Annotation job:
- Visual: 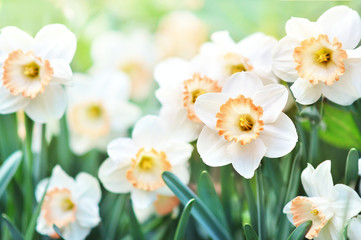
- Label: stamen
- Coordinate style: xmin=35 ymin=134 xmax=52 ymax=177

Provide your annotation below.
xmin=87 ymin=105 xmax=102 ymax=119
xmin=191 ymin=89 xmax=206 ymax=103
xmin=23 ymin=62 xmax=40 ymax=78
xmin=314 ymin=47 xmax=332 ymax=64
xmin=239 ymin=114 xmax=254 ymax=131
xmin=139 ymin=156 xmax=154 ymax=170
xmin=230 ymin=63 xmax=247 ymax=74
xmin=311 ymin=210 xmax=319 ymax=216
xmin=61 ymin=198 xmax=75 ymax=211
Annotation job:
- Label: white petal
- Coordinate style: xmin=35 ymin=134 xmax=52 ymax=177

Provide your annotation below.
xmin=290 ymin=78 xmax=323 ymax=105
xmin=131 ymin=189 xmax=156 ymax=209
xmin=47 ymin=165 xmax=75 ymax=191
xmin=24 ymin=83 xmax=66 ymax=123
xmin=272 ymin=36 xmax=300 ymax=82
xmin=197 ymin=126 xmax=232 ymax=167
xmin=107 ymin=138 xmax=138 ymax=164
xmin=49 ymin=59 xmax=73 ymax=85
xmin=75 ymin=198 xmax=100 ymax=228
xmin=317 ymin=215 xmax=345 ymax=240
xmin=282 ymin=201 xmax=295 ymax=225
xmin=228 ymin=139 xmax=266 ymax=179
xmin=36 ymin=213 xmax=55 ymax=236
xmin=0 ymin=26 xmax=34 ymax=53
xmin=171 ymin=164 xmax=190 ymax=185
xmin=260 ymin=113 xmax=297 ymax=158
xmin=94 ymin=70 xmax=131 ymax=101
xmin=63 ymin=222 xmax=91 ymax=240
xmin=160 ymin=106 xmax=203 ymax=142
xmin=154 ymin=58 xmax=191 ymax=87
xmin=98 ymin=158 xmax=133 ymax=193
xmin=162 ymin=141 xmax=193 ymax=166
xmin=0 ymin=85 xmax=30 ymax=114
xmin=253 ymin=84 xmax=288 ymax=123
xmin=132 ymin=115 xmax=166 ymax=148
xmin=348 ymin=216 xmax=361 ymax=240
xmin=210 ymin=31 xmax=235 ymax=47
xmin=194 ymin=92 xmax=229 ymax=129
xmin=74 ymin=173 xmax=101 ymax=203
xmin=317 ymin=5 xmax=361 ymax=49
xmin=222 ymin=72 xmax=264 ymax=98
xmin=35 ymin=178 xmax=49 ymax=202
xmin=301 ymin=160 xmax=335 ymax=198
xmin=34 ymin=24 xmax=77 ymax=63
xmin=322 ymin=58 xmax=361 ymax=105
xmin=332 ymin=184 xmax=361 ymax=220
xmin=69 ymin=133 xmax=92 ymax=155
xmin=155 ymin=186 xmax=174 ymax=196
xmin=236 ymin=32 xmax=277 ymax=67
xmin=285 ymin=17 xmax=322 ymax=41
xmin=109 ymin=101 xmax=141 ymax=132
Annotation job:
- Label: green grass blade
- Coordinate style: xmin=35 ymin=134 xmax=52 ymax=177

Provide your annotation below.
xmin=345 ymin=148 xmax=359 ymax=187
xmin=1 ymin=214 xmax=24 ymax=240
xmin=174 ymin=198 xmax=195 ymax=240
xmin=53 ymin=224 xmax=65 ymax=239
xmin=127 ymin=198 xmax=145 ymax=240
xmin=24 ymin=180 xmax=49 ymax=240
xmin=162 ymin=171 xmax=232 ymax=240
xmin=198 ymin=171 xmax=228 ymax=228
xmin=244 ymin=224 xmax=258 ymax=240
xmin=287 ymin=221 xmax=312 ymax=240
xmin=0 ymin=151 xmax=22 ymax=198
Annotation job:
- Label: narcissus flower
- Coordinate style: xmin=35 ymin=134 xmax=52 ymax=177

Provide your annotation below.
xmin=348 ymin=215 xmax=361 ymax=240
xmin=283 ymin=161 xmax=361 ymax=240
xmin=155 ymin=57 xmax=222 ymax=142
xmin=67 ymin=72 xmax=141 ymax=155
xmin=197 ymin=31 xmax=278 ymax=85
xmin=36 ymin=165 xmax=101 ymax=240
xmin=194 ymin=72 xmax=297 ymax=178
xmin=98 ymin=115 xmax=192 ymax=209
xmin=0 ymin=24 xmax=76 ymax=123
xmin=91 ymin=30 xmax=155 ymax=101
xmin=272 ymin=5 xmax=361 ymax=105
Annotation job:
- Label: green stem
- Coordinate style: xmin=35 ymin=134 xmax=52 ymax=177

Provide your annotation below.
xmin=22 ymin=115 xmax=33 ymax=230
xmin=308 ymin=121 xmax=319 ymax=165
xmin=220 ymin=165 xmax=234 ymax=229
xmin=256 ymin=167 xmax=266 ymax=240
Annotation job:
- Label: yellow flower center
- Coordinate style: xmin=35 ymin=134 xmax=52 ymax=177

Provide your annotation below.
xmin=87 ymin=105 xmax=103 ymax=119
xmin=239 ymin=114 xmax=255 ymax=131
xmin=183 ymin=73 xmax=221 ymax=122
xmin=139 ymin=155 xmax=154 ymax=170
xmin=310 ymin=209 xmax=319 ymax=216
xmin=23 ymin=62 xmax=40 ymax=78
xmin=216 ymin=95 xmax=264 ymax=145
xmin=230 ymin=63 xmax=247 ymax=74
xmin=126 ymin=148 xmax=172 ymax=191
xmin=61 ymin=198 xmax=75 ymax=211
xmin=314 ymin=47 xmax=332 ymax=64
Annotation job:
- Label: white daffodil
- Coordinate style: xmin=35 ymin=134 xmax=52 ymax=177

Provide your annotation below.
xmin=154 ymin=57 xmax=222 ymax=142
xmin=155 ymin=11 xmax=208 ymax=60
xmin=194 ymin=72 xmax=297 ymax=178
xmin=197 ymin=30 xmax=278 ymax=85
xmin=283 ymin=161 xmax=361 ymax=240
xmin=272 ymin=5 xmax=361 ymax=105
xmin=348 ymin=215 xmax=361 ymax=240
xmin=98 ymin=115 xmax=192 ymax=209
xmin=91 ymin=30 xmax=155 ymax=101
xmin=0 ymin=24 xmax=76 ymax=123
xmin=66 ymin=72 xmax=141 ymax=155
xmin=36 ymin=165 xmax=101 ymax=240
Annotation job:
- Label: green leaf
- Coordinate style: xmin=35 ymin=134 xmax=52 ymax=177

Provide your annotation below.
xmin=287 ymin=221 xmax=312 ymax=240
xmin=345 ymin=148 xmax=359 ymax=187
xmin=53 ymin=224 xmax=65 ymax=240
xmin=0 ymin=150 xmax=22 ymax=198
xmin=162 ymin=171 xmax=232 ymax=240
xmin=1 ymin=214 xmax=24 ymax=240
xmin=242 ymin=178 xmax=258 ymax=232
xmin=127 ymin=198 xmax=145 ymax=240
xmin=174 ymin=199 xmax=195 ymax=240
xmin=318 ymin=104 xmax=361 ymax=150
xmin=198 ymin=171 xmax=228 ymax=228
xmin=244 ymin=224 xmax=258 ymax=240
xmin=24 ymin=180 xmax=49 ymax=240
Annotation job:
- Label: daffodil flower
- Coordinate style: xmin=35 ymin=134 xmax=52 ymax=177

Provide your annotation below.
xmin=98 ymin=115 xmax=193 ymax=209
xmin=194 ymin=72 xmax=297 ymax=178
xmin=283 ymin=161 xmax=361 ymax=240
xmin=0 ymin=24 xmax=76 ymax=123
xmin=67 ymin=72 xmax=141 ymax=155
xmin=272 ymin=6 xmax=361 ymax=105
xmin=347 ymin=215 xmax=361 ymax=240
xmin=36 ymin=166 xmax=101 ymax=240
